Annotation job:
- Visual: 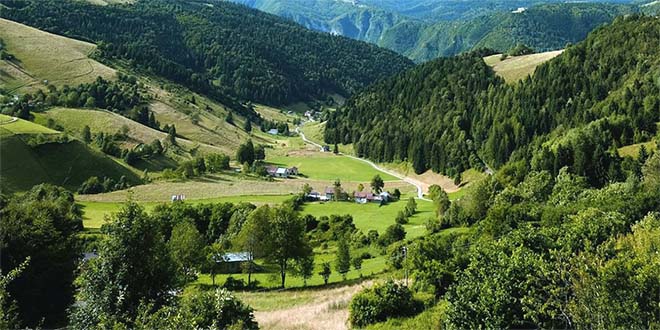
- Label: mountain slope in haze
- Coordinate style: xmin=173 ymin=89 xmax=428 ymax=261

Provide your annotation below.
xmin=231 ymin=0 xmax=639 ymax=62
xmin=0 ymin=0 xmax=413 ymax=105
xmin=325 ymin=15 xmax=660 ymax=185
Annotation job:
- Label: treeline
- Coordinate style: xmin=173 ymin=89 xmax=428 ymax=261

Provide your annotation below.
xmin=326 ymin=15 xmax=660 ymax=185
xmin=2 ymin=75 xmax=160 ymax=129
xmin=0 ymin=0 xmax=413 ymax=106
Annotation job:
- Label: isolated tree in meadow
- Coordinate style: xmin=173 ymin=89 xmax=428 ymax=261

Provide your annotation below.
xmin=429 ymin=185 xmax=450 ymax=216
xmin=371 ymin=175 xmax=384 ymax=193
xmin=81 ymin=125 xmax=91 ymax=144
xmin=405 ymin=197 xmax=417 ymax=216
xmin=319 ymin=262 xmax=332 ymax=285
xmin=167 ymin=124 xmax=177 ymax=145
xmin=302 ymin=183 xmax=313 ymax=196
xmin=357 ymin=183 xmax=365 ymax=192
xmin=243 ymin=119 xmax=252 ymax=132
xmin=225 ymin=112 xmax=234 ymax=125
xmin=333 ymin=178 xmax=343 ymax=201
xmin=352 ymin=256 xmax=363 ymax=278
xmin=236 ymin=140 xmax=255 ymax=166
xmin=336 ymin=237 xmax=351 ymax=281
xmin=169 ymin=221 xmax=206 ymax=283
xmin=254 ymin=144 xmax=265 ymax=161
xmin=396 ymin=210 xmax=409 ymax=224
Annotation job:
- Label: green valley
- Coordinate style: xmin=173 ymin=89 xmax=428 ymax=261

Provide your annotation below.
xmin=1 ymin=2 xmax=659 ymax=330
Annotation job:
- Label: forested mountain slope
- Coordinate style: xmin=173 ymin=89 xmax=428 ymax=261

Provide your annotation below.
xmin=325 ymin=16 xmax=660 ymax=184
xmin=0 ymin=0 xmax=412 ymax=105
xmin=231 ymin=0 xmax=639 ymax=62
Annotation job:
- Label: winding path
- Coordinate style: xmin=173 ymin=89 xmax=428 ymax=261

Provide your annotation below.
xmin=295 ymin=126 xmax=431 ymax=201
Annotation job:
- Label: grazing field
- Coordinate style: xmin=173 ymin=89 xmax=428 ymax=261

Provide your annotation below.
xmin=269 ymin=154 xmax=398 ymax=182
xmin=0 ymin=114 xmax=59 ymax=135
xmin=301 ymin=195 xmax=434 ymax=239
xmin=254 ymin=104 xmax=299 ymax=124
xmin=0 ymin=18 xmax=116 ymax=92
xmin=483 ymin=50 xmax=564 ymax=82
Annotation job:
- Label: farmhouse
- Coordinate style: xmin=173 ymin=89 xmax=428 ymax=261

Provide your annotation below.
xmin=324 ymin=186 xmax=347 ymax=201
xmin=265 ymin=165 xmax=299 ymax=178
xmin=267 ymin=128 xmax=279 ymax=135
xmin=354 ymin=191 xmax=377 ymax=204
xmin=217 ymin=252 xmax=252 ymax=273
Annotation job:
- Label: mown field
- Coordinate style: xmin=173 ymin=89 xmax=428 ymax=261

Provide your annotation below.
xmin=483 ymin=50 xmax=564 ymax=83
xmin=0 ymin=18 xmax=116 ymax=92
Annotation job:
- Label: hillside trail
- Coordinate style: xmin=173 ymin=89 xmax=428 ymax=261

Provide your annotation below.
xmin=295 ymin=126 xmax=431 ymax=201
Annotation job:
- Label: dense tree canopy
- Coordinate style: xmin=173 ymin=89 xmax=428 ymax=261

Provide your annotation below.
xmin=326 ymin=15 xmax=660 ymax=185
xmin=0 ymin=184 xmax=83 ymax=328
xmin=1 ymin=0 xmax=413 ymax=105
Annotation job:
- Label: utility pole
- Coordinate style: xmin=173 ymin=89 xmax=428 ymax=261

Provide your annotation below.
xmin=402 ymin=246 xmax=408 ymax=287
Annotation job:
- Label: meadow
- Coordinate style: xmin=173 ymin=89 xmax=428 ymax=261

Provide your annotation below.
xmin=269 ymin=153 xmax=398 ymax=182
xmin=0 ymin=114 xmax=59 ymax=135
xmin=301 ymin=195 xmax=434 ymax=239
xmin=483 ymin=50 xmax=564 ymax=83
xmin=0 ymin=18 xmax=116 ymax=92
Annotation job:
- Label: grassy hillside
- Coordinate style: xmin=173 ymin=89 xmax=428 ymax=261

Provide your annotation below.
xmin=0 ymin=18 xmax=115 ymax=92
xmin=483 ymin=49 xmax=564 ymax=82
xmin=0 ymin=128 xmax=140 ymax=193
xmin=1 ymin=0 xmax=412 ymax=105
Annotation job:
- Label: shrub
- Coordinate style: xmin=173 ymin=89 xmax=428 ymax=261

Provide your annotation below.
xmin=223 ymin=276 xmax=246 ymax=291
xmin=349 ymin=280 xmax=422 ymax=327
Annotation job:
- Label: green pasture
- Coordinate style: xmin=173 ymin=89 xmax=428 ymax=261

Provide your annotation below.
xmin=301 ymin=194 xmax=434 ymax=239
xmin=268 ymin=154 xmax=398 ymax=182
xmin=0 ymin=114 xmax=59 ymax=135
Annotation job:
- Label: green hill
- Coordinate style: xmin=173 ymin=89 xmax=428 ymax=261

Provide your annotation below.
xmin=0 ymin=17 xmax=116 ymax=93
xmin=0 ymin=122 xmax=140 ymax=193
xmin=326 ymin=15 xmax=660 ymax=185
xmin=1 ymin=0 xmax=413 ymax=105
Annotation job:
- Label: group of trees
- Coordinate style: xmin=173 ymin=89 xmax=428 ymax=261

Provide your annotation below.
xmin=78 ymin=175 xmax=130 ymax=194
xmin=166 ymin=153 xmax=231 ymax=180
xmin=1 ymin=0 xmax=412 ymax=106
xmin=364 ymin=149 xmax=660 ymax=328
xmin=326 ymin=16 xmax=660 ymax=186
xmin=235 ymin=140 xmax=265 ymax=167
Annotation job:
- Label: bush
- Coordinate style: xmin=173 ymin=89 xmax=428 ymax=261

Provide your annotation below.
xmin=349 ymin=280 xmax=422 ymax=327
xmin=378 ymin=224 xmax=406 ymax=246
xmin=223 ymin=276 xmax=246 ymax=291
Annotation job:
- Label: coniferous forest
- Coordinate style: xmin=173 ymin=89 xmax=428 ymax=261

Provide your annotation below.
xmin=0 ymin=0 xmax=413 ymax=105
xmin=326 ymin=15 xmax=660 ymax=183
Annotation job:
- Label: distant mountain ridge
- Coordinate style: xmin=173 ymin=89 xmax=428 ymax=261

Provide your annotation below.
xmin=229 ymin=0 xmax=643 ymax=62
